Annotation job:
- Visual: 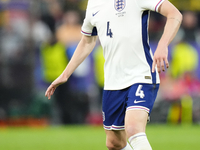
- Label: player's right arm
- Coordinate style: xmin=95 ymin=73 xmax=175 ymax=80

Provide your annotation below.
xmin=45 ymin=35 xmax=97 ymax=99
xmin=152 ymin=0 xmax=182 ymax=73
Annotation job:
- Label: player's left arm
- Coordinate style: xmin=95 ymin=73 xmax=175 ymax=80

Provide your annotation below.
xmin=152 ymin=0 xmax=182 ymax=73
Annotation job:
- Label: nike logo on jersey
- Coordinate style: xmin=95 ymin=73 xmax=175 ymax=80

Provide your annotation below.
xmin=134 ymin=100 xmax=146 ymax=104
xmin=92 ymin=11 xmax=99 ymax=16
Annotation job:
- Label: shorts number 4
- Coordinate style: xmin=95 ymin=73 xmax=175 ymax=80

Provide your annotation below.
xmin=135 ymin=85 xmax=145 ymax=99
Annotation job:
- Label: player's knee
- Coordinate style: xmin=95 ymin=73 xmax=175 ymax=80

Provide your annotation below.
xmin=126 ymin=124 xmax=141 ymax=138
xmin=106 ymin=138 xmax=126 ymax=150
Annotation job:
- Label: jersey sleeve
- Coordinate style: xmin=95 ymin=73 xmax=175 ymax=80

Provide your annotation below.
xmin=135 ymin=0 xmax=165 ymax=12
xmin=81 ymin=9 xmax=98 ymax=36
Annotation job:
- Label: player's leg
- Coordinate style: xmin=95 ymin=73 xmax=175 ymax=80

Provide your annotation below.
xmin=125 ymin=110 xmax=152 ymax=150
xmin=102 ymin=89 xmax=133 ymax=150
xmin=125 ymin=83 xmax=159 ymax=150
xmin=105 ymin=129 xmax=132 ymax=150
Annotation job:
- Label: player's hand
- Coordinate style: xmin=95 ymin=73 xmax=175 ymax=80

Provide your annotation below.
xmin=45 ymin=76 xmax=68 ymax=100
xmin=152 ymin=47 xmax=169 ymax=73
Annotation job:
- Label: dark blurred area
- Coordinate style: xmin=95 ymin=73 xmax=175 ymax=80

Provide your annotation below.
xmin=0 ymin=0 xmax=199 ymax=127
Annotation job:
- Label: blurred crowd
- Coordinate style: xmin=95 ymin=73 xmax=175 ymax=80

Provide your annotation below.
xmin=0 ymin=0 xmax=200 ymax=126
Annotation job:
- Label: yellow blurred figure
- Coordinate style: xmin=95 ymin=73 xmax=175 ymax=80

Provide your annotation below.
xmin=40 ymin=42 xmax=68 ymax=83
xmin=170 ymin=42 xmax=198 ymax=78
xmin=93 ymin=45 xmax=105 ymax=88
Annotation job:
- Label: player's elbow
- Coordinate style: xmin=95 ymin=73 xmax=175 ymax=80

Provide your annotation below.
xmin=176 ymin=11 xmax=183 ymax=23
xmin=169 ymin=10 xmax=183 ymax=24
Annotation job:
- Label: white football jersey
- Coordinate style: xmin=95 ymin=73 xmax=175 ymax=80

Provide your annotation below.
xmin=81 ymin=0 xmax=165 ymax=90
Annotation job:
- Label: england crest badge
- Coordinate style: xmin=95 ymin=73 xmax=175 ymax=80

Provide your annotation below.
xmin=115 ymin=0 xmax=126 ymax=12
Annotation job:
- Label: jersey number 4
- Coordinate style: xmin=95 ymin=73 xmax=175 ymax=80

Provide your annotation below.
xmin=106 ymin=22 xmax=113 ymax=38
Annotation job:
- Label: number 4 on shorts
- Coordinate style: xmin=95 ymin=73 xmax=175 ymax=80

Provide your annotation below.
xmin=135 ymin=85 xmax=145 ymax=99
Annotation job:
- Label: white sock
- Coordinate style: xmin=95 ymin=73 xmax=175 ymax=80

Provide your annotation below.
xmin=121 ymin=142 xmax=133 ymax=150
xmin=128 ymin=132 xmax=152 ymax=150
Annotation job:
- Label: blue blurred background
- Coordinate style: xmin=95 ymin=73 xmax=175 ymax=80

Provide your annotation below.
xmin=0 ymin=0 xmax=199 ymax=127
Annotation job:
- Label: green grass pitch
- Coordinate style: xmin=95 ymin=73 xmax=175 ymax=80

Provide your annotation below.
xmin=0 ymin=124 xmax=200 ymax=150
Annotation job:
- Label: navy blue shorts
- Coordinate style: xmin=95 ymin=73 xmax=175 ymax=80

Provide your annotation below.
xmin=102 ymin=83 xmax=159 ymax=130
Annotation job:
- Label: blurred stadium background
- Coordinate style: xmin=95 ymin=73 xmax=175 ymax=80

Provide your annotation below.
xmin=0 ymin=0 xmax=200 ymax=149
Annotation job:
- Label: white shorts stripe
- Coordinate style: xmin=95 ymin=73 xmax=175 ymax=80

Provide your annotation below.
xmin=103 ymin=125 xmax=125 ymax=130
xmin=126 ymin=106 xmax=150 ymax=113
